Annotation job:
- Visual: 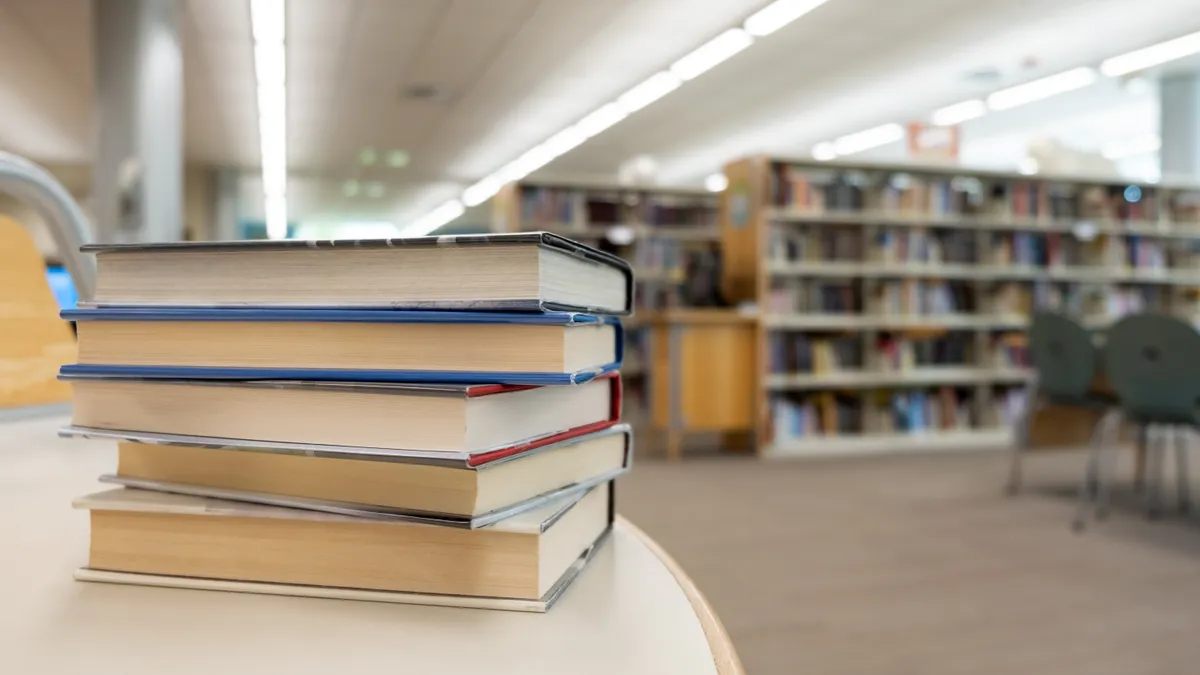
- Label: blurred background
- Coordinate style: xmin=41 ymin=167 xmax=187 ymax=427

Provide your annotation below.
xmin=6 ymin=1 xmax=1200 ymax=673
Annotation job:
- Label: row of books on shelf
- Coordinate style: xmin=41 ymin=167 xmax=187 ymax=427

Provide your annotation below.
xmin=768 ymin=332 xmax=1028 ymax=374
xmin=519 ymin=186 xmax=716 ymax=228
xmin=770 ymin=165 xmax=1200 ymax=223
xmin=769 ymin=388 xmax=1026 ymax=440
xmin=770 ymin=225 xmax=1200 ymax=271
xmin=768 ymin=280 xmax=973 ymax=315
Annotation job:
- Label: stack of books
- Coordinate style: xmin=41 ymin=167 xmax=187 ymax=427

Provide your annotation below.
xmin=58 ymin=232 xmax=633 ymax=612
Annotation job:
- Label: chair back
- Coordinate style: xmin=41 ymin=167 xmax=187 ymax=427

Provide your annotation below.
xmin=1028 ymin=312 xmax=1099 ymax=403
xmin=1104 ymin=313 xmax=1200 ymax=425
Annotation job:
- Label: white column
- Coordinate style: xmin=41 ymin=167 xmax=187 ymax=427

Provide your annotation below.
xmin=92 ymin=0 xmax=183 ymax=243
xmin=1160 ymin=72 xmax=1200 ymax=182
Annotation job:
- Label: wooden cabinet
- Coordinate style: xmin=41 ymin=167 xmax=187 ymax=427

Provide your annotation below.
xmin=648 ymin=309 xmax=756 ymax=460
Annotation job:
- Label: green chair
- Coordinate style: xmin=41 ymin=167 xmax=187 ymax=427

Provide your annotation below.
xmin=1100 ymin=313 xmax=1198 ymax=519
xmin=1008 ymin=312 xmax=1118 ymax=501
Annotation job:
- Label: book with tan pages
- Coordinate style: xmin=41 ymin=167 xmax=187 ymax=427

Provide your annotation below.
xmin=80 ymin=231 xmax=634 ymax=315
xmin=60 ymin=425 xmax=632 ymax=528
xmin=74 ymin=482 xmax=615 ymax=610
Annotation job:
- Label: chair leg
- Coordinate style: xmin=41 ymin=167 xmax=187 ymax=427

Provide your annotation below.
xmin=1095 ymin=410 xmax=1123 ymax=520
xmin=1134 ymin=425 xmax=1149 ymax=494
xmin=1175 ymin=426 xmax=1191 ymax=514
xmin=1006 ymin=383 xmax=1038 ymax=496
xmin=1006 ymin=444 xmax=1024 ymax=496
xmin=1072 ymin=409 xmax=1114 ymax=532
xmin=1147 ymin=425 xmax=1166 ymax=519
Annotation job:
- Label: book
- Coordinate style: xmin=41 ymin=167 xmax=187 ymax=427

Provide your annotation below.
xmin=74 ymin=482 xmax=613 ymax=604
xmin=61 ymin=308 xmax=622 ymax=386
xmin=62 ymin=374 xmax=620 ymax=454
xmin=61 ymin=425 xmax=632 ymax=528
xmin=81 ymin=232 xmax=633 ymax=315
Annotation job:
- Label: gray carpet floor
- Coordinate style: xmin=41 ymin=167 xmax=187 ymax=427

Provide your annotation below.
xmin=618 ymin=448 xmax=1200 ymax=675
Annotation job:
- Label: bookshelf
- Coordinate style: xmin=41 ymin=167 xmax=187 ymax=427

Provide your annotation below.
xmin=721 ymin=156 xmax=1200 ymax=458
xmin=492 ymin=179 xmax=724 ymax=419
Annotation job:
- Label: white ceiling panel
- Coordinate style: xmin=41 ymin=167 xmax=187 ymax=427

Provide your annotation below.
xmin=0 ymin=0 xmax=1198 ymax=223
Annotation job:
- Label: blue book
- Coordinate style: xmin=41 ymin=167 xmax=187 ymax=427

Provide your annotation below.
xmin=61 ymin=308 xmax=623 ymax=386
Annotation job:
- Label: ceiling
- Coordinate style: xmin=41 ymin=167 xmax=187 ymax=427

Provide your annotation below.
xmin=0 ymin=0 xmax=1198 ymax=227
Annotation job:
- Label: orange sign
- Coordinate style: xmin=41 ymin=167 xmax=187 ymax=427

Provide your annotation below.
xmin=907 ymin=123 xmax=959 ymax=161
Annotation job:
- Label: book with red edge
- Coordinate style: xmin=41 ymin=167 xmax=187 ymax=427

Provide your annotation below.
xmin=61 ymin=372 xmax=622 ymax=458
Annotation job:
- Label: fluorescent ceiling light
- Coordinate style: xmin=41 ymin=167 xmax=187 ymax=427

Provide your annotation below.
xmin=617 ymin=71 xmax=682 ymax=113
xmin=744 ymin=0 xmax=831 ymax=37
xmin=832 ymin=123 xmax=904 ymax=155
xmin=1102 ymin=135 xmax=1161 ymax=160
xmin=670 ymin=28 xmax=754 ymax=81
xmin=986 ymin=67 xmax=1097 ymax=111
xmin=541 ymin=126 xmax=587 ymax=158
xmin=400 ymin=199 xmax=465 ymax=238
xmin=931 ymin=99 xmax=986 ymax=126
xmin=249 ymin=0 xmax=284 ymax=44
xmin=251 ymin=0 xmax=287 ymax=239
xmin=462 ymin=175 xmax=504 ymax=207
xmin=265 ymin=195 xmax=288 ymax=239
xmin=811 ymin=142 xmax=837 ymax=161
xmin=1101 ymin=30 xmax=1200 ymax=77
xmin=1017 ymin=157 xmax=1039 ymax=175
xmin=704 ymin=173 xmax=728 ymax=192
xmin=575 ymin=103 xmax=628 ymax=138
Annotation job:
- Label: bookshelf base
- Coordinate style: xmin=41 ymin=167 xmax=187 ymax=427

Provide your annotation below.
xmin=764 ymin=429 xmax=1012 ymax=459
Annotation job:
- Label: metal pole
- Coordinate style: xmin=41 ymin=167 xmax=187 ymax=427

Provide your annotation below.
xmin=0 ymin=152 xmax=96 ymax=300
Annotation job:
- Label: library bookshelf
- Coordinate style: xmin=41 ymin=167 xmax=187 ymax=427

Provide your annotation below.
xmin=721 ymin=156 xmax=1200 ymax=458
xmin=491 ymin=179 xmax=723 ymax=422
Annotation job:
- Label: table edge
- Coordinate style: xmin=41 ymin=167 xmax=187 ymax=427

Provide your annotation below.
xmin=616 ymin=516 xmax=745 ymax=675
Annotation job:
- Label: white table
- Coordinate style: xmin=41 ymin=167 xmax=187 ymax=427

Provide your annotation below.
xmin=0 ymin=412 xmax=741 ymax=674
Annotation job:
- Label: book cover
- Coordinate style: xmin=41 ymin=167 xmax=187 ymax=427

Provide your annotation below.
xmin=60 ymin=308 xmax=624 ymax=386
xmin=80 ymin=231 xmax=635 ymax=316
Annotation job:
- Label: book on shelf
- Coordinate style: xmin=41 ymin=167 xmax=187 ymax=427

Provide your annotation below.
xmin=82 ymin=232 xmax=633 ymax=315
xmin=62 ymin=308 xmax=622 ymax=386
xmin=63 ymin=425 xmax=631 ymax=529
xmin=64 ymin=374 xmax=620 ymax=454
xmin=74 ymin=482 xmax=613 ymax=608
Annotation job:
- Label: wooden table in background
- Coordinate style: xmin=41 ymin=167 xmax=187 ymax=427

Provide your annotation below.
xmin=648 ymin=309 xmax=757 ymax=461
xmin=1 ymin=412 xmax=743 ymax=675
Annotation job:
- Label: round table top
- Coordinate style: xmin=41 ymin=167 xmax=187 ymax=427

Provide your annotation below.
xmin=0 ymin=411 xmax=741 ymax=675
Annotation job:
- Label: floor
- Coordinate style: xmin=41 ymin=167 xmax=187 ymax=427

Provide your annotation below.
xmin=618 ymin=448 xmax=1200 ymax=675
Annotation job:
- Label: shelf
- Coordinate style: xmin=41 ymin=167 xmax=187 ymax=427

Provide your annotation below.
xmin=766 ymin=208 xmax=1200 ymax=240
xmin=767 ymin=260 xmax=1200 ymax=285
xmin=763 ymin=313 xmax=1028 ymax=330
xmin=766 ymin=367 xmax=1030 ymax=390
xmin=764 ymin=428 xmax=1012 ymax=459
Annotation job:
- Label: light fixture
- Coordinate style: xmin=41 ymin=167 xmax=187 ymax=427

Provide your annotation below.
xmin=342 ymin=180 xmax=360 ymax=197
xmin=575 ymin=103 xmax=628 ymax=138
xmin=365 ymin=182 xmax=385 ymax=199
xmin=405 ymin=0 xmax=842 ymax=235
xmin=1100 ymin=30 xmax=1200 ymax=77
xmin=744 ymin=0 xmax=831 ymax=37
xmin=462 ymin=175 xmax=505 ymax=207
xmin=540 ymin=126 xmax=587 ymax=158
xmin=250 ymin=0 xmax=287 ymax=239
xmin=399 ymin=199 xmax=465 ymax=238
xmin=1102 ymin=136 xmax=1161 ymax=160
xmin=986 ymin=67 xmax=1097 ymax=111
xmin=617 ymin=71 xmax=683 ymax=114
xmin=387 ymin=150 xmax=410 ymax=168
xmin=670 ymin=29 xmax=754 ymax=81
xmin=1017 ymin=157 xmax=1040 ymax=175
xmin=931 ymin=99 xmax=986 ymax=126
xmin=811 ymin=142 xmax=837 ymax=161
xmin=704 ymin=173 xmax=729 ymax=192
xmin=832 ymin=123 xmax=904 ymax=155
xmin=360 ymin=148 xmax=378 ymax=166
